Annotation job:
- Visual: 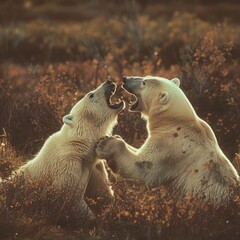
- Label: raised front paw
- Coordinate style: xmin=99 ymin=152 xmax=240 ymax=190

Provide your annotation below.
xmin=96 ymin=136 xmax=124 ymax=160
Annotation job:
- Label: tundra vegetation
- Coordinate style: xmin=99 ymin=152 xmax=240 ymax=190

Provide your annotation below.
xmin=0 ymin=0 xmax=240 ymax=239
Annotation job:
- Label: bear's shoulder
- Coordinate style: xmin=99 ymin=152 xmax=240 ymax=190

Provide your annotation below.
xmin=197 ymin=118 xmax=217 ymax=143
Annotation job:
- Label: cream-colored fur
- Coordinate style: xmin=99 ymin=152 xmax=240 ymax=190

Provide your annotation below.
xmin=17 ymin=80 xmax=124 ymax=219
xmin=96 ymin=76 xmax=239 ymax=203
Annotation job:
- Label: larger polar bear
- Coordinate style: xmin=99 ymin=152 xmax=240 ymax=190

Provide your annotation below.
xmin=18 ymin=80 xmax=124 ymax=219
xmin=96 ymin=76 xmax=239 ymax=203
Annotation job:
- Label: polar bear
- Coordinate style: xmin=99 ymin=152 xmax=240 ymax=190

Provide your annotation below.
xmin=17 ymin=80 xmax=124 ymax=219
xmin=96 ymin=76 xmax=239 ymax=203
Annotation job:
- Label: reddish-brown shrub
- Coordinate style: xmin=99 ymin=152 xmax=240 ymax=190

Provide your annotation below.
xmin=180 ymin=28 xmax=240 ymax=158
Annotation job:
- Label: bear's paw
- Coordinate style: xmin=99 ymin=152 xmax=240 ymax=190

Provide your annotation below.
xmin=96 ymin=136 xmax=125 ymax=160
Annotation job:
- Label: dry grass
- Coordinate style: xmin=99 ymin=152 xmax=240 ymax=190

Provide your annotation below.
xmin=0 ymin=142 xmax=239 ymax=240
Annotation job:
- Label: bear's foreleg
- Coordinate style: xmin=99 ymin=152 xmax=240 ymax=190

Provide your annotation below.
xmin=96 ymin=136 xmax=147 ymax=181
xmin=113 ymin=135 xmax=138 ymax=153
xmin=53 ymin=161 xmax=96 ymax=220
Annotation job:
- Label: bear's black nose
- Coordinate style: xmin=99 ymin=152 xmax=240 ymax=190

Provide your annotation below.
xmin=106 ymin=79 xmax=112 ymax=84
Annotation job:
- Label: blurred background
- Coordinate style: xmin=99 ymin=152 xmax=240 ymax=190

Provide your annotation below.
xmin=0 ymin=0 xmax=240 ymax=162
xmin=0 ymin=1 xmax=240 ymax=239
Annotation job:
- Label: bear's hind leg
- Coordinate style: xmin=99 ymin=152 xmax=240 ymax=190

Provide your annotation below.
xmin=85 ymin=160 xmax=114 ymax=214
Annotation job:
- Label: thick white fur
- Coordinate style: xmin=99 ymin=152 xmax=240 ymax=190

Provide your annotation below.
xmin=96 ymin=76 xmax=240 ymax=203
xmin=17 ymin=81 xmax=122 ymax=219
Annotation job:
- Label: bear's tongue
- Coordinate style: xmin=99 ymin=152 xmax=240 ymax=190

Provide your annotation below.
xmin=109 ymin=100 xmax=124 ymax=109
xmin=107 ymin=95 xmax=124 ymax=109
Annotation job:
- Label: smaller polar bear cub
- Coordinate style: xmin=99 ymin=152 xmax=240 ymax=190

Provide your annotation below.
xmin=17 ymin=80 xmax=125 ymax=219
xmin=96 ymin=76 xmax=239 ymax=203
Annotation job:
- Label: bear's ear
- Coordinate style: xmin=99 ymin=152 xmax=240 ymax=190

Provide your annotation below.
xmin=159 ymin=91 xmax=169 ymax=105
xmin=171 ymin=78 xmax=180 ymax=87
xmin=63 ymin=114 xmax=73 ymax=126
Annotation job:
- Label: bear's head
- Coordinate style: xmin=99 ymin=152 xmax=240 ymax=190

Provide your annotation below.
xmin=62 ymin=80 xmax=125 ymax=137
xmin=122 ymin=76 xmax=196 ymax=122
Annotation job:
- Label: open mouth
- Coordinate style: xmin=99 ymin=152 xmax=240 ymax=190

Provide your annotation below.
xmin=129 ymin=97 xmax=139 ymax=111
xmin=122 ymin=83 xmax=139 ymax=111
xmin=105 ymin=83 xmax=124 ymax=110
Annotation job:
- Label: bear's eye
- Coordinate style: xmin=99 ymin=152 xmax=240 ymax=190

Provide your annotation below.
xmin=89 ymin=93 xmax=94 ymax=99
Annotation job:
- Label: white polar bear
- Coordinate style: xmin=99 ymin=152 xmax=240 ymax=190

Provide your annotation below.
xmin=17 ymin=80 xmax=125 ymax=219
xmin=96 ymin=76 xmax=239 ymax=203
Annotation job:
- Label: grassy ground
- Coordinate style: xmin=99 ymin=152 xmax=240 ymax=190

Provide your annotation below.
xmin=0 ymin=1 xmax=240 ymax=239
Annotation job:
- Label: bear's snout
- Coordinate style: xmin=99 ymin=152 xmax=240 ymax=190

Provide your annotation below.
xmin=122 ymin=76 xmax=127 ymax=83
xmin=122 ymin=77 xmax=142 ymax=94
xmin=104 ymin=82 xmax=116 ymax=95
xmin=103 ymin=79 xmax=113 ymax=85
xmin=122 ymin=82 xmax=134 ymax=94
